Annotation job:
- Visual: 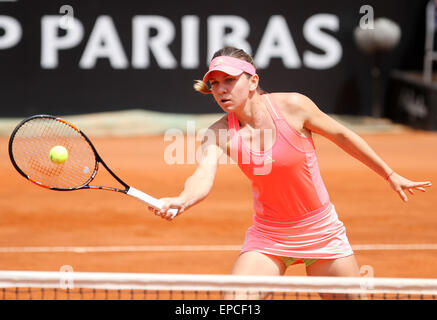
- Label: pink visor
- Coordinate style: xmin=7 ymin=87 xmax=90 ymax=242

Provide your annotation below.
xmin=203 ymin=56 xmax=256 ymax=83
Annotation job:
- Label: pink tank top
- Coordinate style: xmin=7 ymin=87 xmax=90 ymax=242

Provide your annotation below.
xmin=228 ymin=94 xmax=330 ymax=221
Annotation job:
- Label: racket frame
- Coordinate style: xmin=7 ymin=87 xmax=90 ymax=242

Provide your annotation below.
xmin=8 ymin=114 xmax=178 ymax=218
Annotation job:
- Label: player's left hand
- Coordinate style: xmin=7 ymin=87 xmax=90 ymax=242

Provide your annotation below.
xmin=387 ymin=172 xmax=432 ymax=202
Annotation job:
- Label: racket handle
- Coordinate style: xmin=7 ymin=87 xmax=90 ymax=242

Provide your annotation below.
xmin=126 ymin=187 xmax=178 ymax=219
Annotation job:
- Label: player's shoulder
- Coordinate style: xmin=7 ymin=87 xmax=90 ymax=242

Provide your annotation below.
xmin=207 ymin=114 xmax=228 ymax=132
xmin=202 ymin=115 xmax=229 ymax=150
xmin=269 ymin=92 xmax=313 ymax=107
xmin=268 ymin=92 xmax=319 ymax=116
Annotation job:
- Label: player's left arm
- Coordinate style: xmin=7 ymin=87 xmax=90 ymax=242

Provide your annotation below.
xmin=285 ymin=93 xmax=432 ymax=202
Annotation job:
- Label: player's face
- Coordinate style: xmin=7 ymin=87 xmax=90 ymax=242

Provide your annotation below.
xmin=208 ymin=71 xmax=251 ymax=112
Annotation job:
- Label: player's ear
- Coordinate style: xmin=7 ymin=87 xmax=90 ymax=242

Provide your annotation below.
xmin=249 ymin=74 xmax=259 ymax=92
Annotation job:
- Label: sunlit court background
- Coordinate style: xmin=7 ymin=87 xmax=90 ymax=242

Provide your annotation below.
xmin=0 ymin=0 xmax=437 ymax=284
xmin=1 ymin=130 xmax=437 ymax=279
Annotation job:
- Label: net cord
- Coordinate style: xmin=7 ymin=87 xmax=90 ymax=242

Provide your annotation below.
xmin=0 ymin=271 xmax=437 ymax=295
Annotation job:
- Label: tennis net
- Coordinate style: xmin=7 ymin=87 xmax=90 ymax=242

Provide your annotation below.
xmin=1 ymin=270 xmax=437 ymax=300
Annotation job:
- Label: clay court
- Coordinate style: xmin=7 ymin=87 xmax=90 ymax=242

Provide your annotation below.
xmin=0 ymin=127 xmax=436 ymax=280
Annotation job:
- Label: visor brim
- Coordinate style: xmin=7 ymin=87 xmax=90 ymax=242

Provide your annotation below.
xmin=203 ymin=66 xmax=244 ymax=83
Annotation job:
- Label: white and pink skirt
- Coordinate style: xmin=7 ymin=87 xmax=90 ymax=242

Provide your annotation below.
xmin=241 ymin=203 xmax=354 ymax=260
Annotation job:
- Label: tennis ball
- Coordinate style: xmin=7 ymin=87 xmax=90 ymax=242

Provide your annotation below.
xmin=49 ymin=145 xmax=69 ymax=164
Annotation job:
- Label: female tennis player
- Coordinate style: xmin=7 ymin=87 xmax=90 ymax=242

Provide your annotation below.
xmin=150 ymin=47 xmax=432 ymax=298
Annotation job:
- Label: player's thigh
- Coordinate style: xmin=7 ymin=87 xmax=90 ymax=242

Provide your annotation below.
xmin=231 ymin=251 xmax=286 ymax=276
xmin=306 ymin=255 xmax=360 ymax=277
xmin=305 ymin=255 xmax=363 ymax=300
xmin=225 ymin=251 xmax=286 ymax=300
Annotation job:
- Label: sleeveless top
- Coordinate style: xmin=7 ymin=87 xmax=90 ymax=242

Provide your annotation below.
xmin=227 ymin=94 xmax=331 ymax=222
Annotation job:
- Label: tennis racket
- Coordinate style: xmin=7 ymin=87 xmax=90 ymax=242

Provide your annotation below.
xmin=8 ymin=114 xmax=178 ymax=219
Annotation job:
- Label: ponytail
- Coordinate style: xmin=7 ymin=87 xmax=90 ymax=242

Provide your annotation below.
xmin=193 ymin=80 xmax=212 ymax=95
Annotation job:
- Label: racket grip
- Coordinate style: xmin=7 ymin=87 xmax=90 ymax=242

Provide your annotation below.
xmin=126 ymin=187 xmax=178 ymax=219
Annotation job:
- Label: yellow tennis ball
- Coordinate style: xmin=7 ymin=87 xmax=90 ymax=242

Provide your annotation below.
xmin=49 ymin=145 xmax=69 ymax=164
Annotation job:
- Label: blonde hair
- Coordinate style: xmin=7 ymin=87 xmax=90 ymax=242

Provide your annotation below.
xmin=193 ymin=79 xmax=212 ymax=94
xmin=193 ymin=47 xmax=261 ymax=95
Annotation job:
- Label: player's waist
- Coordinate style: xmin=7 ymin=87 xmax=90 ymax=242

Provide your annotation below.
xmin=253 ymin=202 xmax=333 ymax=227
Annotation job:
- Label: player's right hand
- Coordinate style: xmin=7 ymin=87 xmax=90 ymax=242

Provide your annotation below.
xmin=148 ymin=197 xmax=186 ymax=221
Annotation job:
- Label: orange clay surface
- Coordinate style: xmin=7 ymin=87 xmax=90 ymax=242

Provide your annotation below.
xmin=0 ymin=131 xmax=436 ymax=278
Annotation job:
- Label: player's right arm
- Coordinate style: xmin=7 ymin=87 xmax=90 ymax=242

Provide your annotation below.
xmin=154 ymin=115 xmax=228 ymax=219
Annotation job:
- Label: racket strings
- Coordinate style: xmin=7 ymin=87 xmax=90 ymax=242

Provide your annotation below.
xmin=11 ymin=117 xmax=96 ymax=189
